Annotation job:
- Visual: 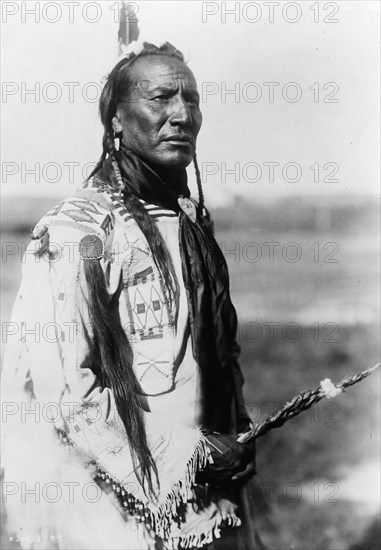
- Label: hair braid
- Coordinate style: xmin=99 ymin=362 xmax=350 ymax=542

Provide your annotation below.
xmin=83 ymin=259 xmax=159 ymax=498
xmin=192 ymin=152 xmax=204 ymax=214
xmin=84 ymin=43 xmax=193 ymax=495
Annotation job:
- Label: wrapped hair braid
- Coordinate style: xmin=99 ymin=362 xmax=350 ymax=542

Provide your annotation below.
xmin=83 ymin=43 xmax=203 ymax=495
xmin=192 ymin=152 xmax=204 ymax=214
xmin=83 ymin=258 xmax=159 ymax=498
xmin=85 ymin=129 xmax=160 ymax=498
xmin=193 ymin=152 xmax=214 ymax=235
xmin=105 ymin=130 xmax=180 ymax=314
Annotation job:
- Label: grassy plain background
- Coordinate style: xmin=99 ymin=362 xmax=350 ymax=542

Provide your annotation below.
xmin=1 ymin=195 xmax=380 ymax=549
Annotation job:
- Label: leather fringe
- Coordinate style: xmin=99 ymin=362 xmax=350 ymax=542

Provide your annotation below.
xmin=57 ymin=429 xmax=240 ymax=547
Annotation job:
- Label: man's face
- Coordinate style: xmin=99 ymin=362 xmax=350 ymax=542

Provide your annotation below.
xmin=114 ymin=55 xmax=202 ymax=169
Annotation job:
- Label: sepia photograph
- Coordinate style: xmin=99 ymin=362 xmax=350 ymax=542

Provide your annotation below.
xmin=1 ymin=1 xmax=380 ymax=549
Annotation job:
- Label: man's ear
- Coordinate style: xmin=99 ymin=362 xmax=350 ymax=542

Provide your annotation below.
xmin=111 ymin=113 xmax=123 ymax=134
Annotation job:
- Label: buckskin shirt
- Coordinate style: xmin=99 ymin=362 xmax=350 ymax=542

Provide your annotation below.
xmin=2 ymin=164 xmax=250 ymax=550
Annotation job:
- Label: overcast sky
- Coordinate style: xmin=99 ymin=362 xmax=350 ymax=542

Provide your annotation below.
xmin=1 ymin=1 xmax=379 ymax=206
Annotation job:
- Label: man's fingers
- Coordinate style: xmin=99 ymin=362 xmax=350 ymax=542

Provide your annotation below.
xmin=231 ymin=461 xmax=255 ymax=481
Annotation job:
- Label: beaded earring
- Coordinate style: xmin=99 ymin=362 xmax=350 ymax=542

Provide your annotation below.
xmin=111 ymin=158 xmax=126 ymax=199
xmin=113 ymin=130 xmax=121 ymax=152
xmin=110 ymin=130 xmax=125 ymax=198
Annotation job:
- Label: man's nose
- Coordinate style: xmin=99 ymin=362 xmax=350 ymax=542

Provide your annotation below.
xmin=169 ymin=96 xmax=192 ymax=126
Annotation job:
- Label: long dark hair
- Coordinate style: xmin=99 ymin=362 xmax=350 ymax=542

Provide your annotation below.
xmin=85 ymin=43 xmax=201 ymax=498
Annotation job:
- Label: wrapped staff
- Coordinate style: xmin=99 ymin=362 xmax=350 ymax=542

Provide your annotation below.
xmin=237 ymin=363 xmax=380 ymax=444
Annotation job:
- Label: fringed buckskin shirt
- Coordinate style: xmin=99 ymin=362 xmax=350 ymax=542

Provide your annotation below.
xmin=2 ymin=175 xmax=250 ymax=550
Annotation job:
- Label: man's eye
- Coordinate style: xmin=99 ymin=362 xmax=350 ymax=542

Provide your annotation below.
xmin=188 ymin=99 xmax=199 ymax=107
xmin=186 ymin=96 xmax=200 ymax=107
xmin=153 ymin=94 xmax=169 ymax=101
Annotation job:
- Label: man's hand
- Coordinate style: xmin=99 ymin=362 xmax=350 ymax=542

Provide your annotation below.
xmin=197 ymin=433 xmax=256 ymax=486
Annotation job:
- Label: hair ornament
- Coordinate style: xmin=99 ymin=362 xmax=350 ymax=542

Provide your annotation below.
xmin=79 ymin=234 xmax=105 ymax=261
xmin=120 ymin=39 xmax=146 ymax=58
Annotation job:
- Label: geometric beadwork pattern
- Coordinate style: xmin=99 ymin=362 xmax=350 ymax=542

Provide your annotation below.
xmin=133 ymin=347 xmax=174 ymax=396
xmin=42 ymin=197 xmax=112 ymax=235
xmin=124 ymin=266 xmax=166 ymax=341
xmin=98 ymin=187 xmax=181 ymax=396
xmin=135 ymin=349 xmax=172 ymax=381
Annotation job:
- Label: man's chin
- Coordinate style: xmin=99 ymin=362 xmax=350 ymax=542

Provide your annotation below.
xmin=151 ymin=151 xmax=193 ymax=169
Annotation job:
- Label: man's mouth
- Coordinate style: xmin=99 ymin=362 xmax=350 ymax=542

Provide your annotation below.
xmin=162 ymin=135 xmax=193 ymax=146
